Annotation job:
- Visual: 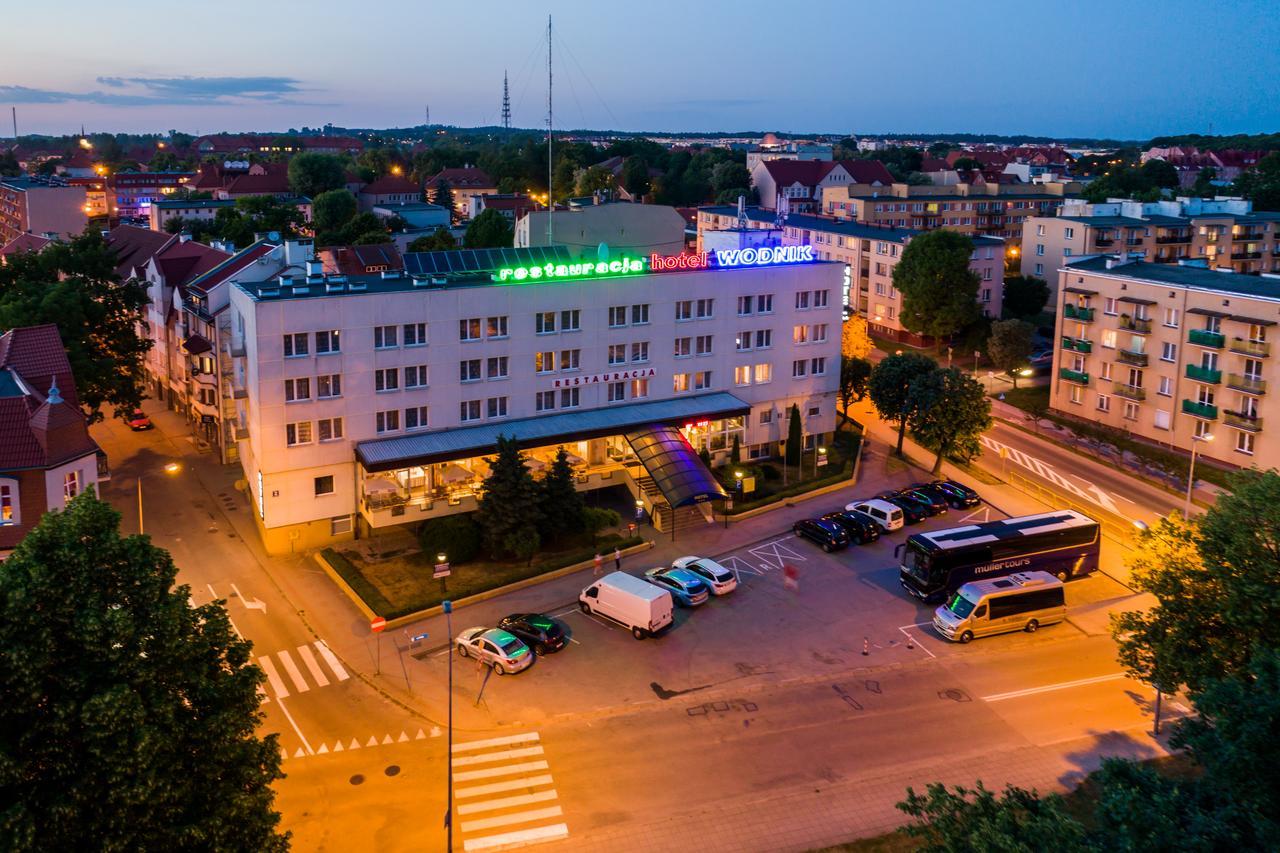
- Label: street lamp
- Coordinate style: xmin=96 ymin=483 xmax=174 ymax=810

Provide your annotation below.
xmin=815 ymin=445 xmax=826 ymax=478
xmin=1184 ymin=433 xmax=1213 ymax=517
xmin=137 ymin=461 xmax=182 ymax=535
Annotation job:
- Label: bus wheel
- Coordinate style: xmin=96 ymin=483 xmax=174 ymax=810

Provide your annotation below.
xmin=1055 ymin=571 xmax=1068 ymax=582
xmin=1025 ymin=619 xmax=1039 ymax=633
xmin=959 ymin=631 xmax=974 ymax=644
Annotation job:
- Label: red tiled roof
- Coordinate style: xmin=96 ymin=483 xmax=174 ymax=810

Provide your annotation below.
xmin=0 ymin=324 xmax=74 ymax=404
xmin=360 ymin=175 xmax=421 ymax=196
xmin=427 ymin=167 xmax=495 ymax=188
xmin=0 ymin=233 xmax=54 ymax=257
xmin=0 ymin=325 xmax=95 ymax=472
xmin=182 ymin=334 xmax=213 ymax=355
xmin=223 ymin=173 xmax=291 ymax=196
xmin=105 ymin=225 xmax=175 ymax=281
xmin=153 ymin=240 xmax=231 ymax=287
xmin=838 ymin=159 xmax=895 ymax=185
xmin=322 ymin=243 xmax=405 ymax=276
xmin=763 ymin=159 xmax=893 ymax=188
xmin=186 ymin=242 xmax=279 ymax=294
xmin=946 ymin=150 xmax=1010 ymax=169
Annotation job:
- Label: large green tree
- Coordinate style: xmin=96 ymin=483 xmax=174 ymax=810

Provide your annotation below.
xmin=287 ymin=151 xmax=347 ymax=198
xmin=463 ymin=208 xmax=513 ymax=249
xmin=476 ymin=435 xmax=541 ymax=559
xmin=893 ymin=230 xmax=982 ymax=340
xmin=838 ymin=355 xmax=872 ymax=422
xmin=311 ymin=188 xmax=358 ymax=232
xmin=406 ymin=228 xmax=458 ymax=253
xmin=1002 ymin=275 xmax=1050 ymax=319
xmin=0 ymin=231 xmax=150 ymax=423
xmin=906 ymin=367 xmax=992 ymax=474
xmin=868 ymin=352 xmax=938 ymax=456
xmin=432 ymin=179 xmax=455 ymax=214
xmin=986 ymin=319 xmax=1036 ymax=387
xmin=538 ymin=448 xmax=585 ymax=544
xmin=898 ymin=781 xmax=1088 ymax=852
xmin=1233 ymin=152 xmax=1280 ymax=211
xmin=621 ymin=157 xmax=651 ymax=198
xmin=574 ymin=165 xmax=615 ymax=197
xmin=0 ymin=493 xmax=287 ymax=851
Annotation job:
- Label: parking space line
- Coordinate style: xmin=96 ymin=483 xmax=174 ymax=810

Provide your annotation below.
xmin=982 ymin=672 xmax=1128 ymax=702
xmin=897 ymin=625 xmax=937 ymax=659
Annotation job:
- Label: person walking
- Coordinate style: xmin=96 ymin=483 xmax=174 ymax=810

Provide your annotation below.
xmin=613 ymin=547 xmax=622 ymax=570
xmin=594 ymin=552 xmax=603 ymax=576
xmin=783 ymin=563 xmax=800 ymax=592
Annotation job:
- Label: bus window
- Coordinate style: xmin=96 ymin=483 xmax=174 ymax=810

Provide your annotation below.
xmin=902 ymin=544 xmax=930 ymax=581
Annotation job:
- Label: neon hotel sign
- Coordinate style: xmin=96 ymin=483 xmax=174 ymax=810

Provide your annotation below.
xmin=495 ymin=244 xmax=814 ymax=283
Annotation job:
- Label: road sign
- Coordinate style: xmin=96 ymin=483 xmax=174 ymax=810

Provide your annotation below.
xmin=370 ymin=616 xmax=387 ymax=633
xmin=627 ymin=522 xmax=637 ymax=535
xmin=410 ymin=631 xmax=429 ymax=642
xmin=433 ymin=561 xmax=451 ymax=578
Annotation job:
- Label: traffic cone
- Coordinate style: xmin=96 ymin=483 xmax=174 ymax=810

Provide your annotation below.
xmin=862 ymin=636 xmax=869 ymax=656
xmin=906 ymin=633 xmax=915 ymax=650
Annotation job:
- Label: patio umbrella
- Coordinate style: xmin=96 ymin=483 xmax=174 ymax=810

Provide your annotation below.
xmin=364 ymin=476 xmax=399 ymax=494
xmin=525 ymin=456 xmax=547 ymax=471
xmin=441 ymin=463 xmax=473 ymax=484
xmin=562 ymin=451 xmax=585 ymax=465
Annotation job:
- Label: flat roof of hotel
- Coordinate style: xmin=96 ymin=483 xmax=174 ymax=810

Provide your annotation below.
xmin=1065 ymin=256 xmax=1280 ymax=300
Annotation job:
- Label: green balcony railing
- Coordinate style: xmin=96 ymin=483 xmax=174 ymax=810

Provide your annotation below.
xmin=1119 ymin=315 xmax=1153 ymax=333
xmin=1064 ymin=304 xmax=1095 ymax=322
xmin=1188 ymin=328 xmax=1225 ymax=348
xmin=1117 ymin=349 xmax=1149 ymax=367
xmin=1182 ymin=399 xmax=1219 ymax=420
xmin=1061 ymin=336 xmax=1093 ymax=353
xmin=1223 ymin=410 xmax=1263 ymax=431
xmin=1113 ymin=384 xmax=1147 ymax=401
xmin=1227 ymin=374 xmax=1267 ymax=394
xmin=1185 ymin=364 xmax=1222 ymax=383
xmin=1229 ymin=337 xmax=1270 ymax=357
xmin=1058 ymin=368 xmax=1090 ymax=385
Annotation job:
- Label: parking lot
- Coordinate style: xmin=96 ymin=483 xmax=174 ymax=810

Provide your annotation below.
xmin=410 ymin=493 xmax=1134 ymax=726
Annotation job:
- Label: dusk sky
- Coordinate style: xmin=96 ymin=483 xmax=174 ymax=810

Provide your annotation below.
xmin=5 ymin=0 xmax=1279 ymax=139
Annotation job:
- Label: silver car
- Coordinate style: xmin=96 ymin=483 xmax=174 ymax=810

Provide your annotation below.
xmin=671 ymin=556 xmax=738 ymax=595
xmin=455 ymin=627 xmax=534 ymax=675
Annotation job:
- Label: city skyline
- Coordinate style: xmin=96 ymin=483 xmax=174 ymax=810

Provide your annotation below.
xmin=5 ymin=0 xmax=1279 ymax=139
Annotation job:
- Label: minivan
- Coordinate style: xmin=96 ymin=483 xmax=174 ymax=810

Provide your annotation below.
xmin=932 ymin=571 xmax=1066 ymax=643
xmin=579 ymin=571 xmax=674 ymax=639
xmin=846 ymin=498 xmax=905 ymax=532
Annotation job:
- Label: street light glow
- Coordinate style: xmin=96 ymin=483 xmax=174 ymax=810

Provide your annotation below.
xmin=163 ymin=462 xmax=181 ymax=475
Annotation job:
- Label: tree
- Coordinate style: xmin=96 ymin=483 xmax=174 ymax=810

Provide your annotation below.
xmin=907 ymin=367 xmax=992 ymax=474
xmin=1233 ymin=152 xmax=1280 ymax=211
xmin=621 ymin=157 xmax=651 ymax=198
xmin=0 ymin=493 xmax=287 ymax=851
xmin=893 ymin=230 xmax=982 ymax=341
xmin=582 ymin=506 xmax=620 ymax=545
xmin=0 ymin=149 xmax=22 ymax=177
xmin=952 ymin=157 xmax=982 ymax=172
xmin=504 ymin=527 xmax=540 ymax=567
xmin=463 ymin=208 xmax=514 ymax=249
xmin=926 ymin=142 xmax=953 ymax=157
xmin=538 ymin=448 xmax=584 ymax=543
xmin=0 ymin=231 xmax=150 ymax=423
xmin=475 ymin=435 xmax=541 ymax=559
xmin=1190 ymin=166 xmax=1218 ymax=198
xmin=838 ymin=356 xmax=872 ymax=421
xmin=841 ymin=314 xmax=874 ymax=359
xmin=1141 ymin=158 xmax=1181 ymax=189
xmin=312 ymin=188 xmax=357 ymax=232
xmin=785 ymin=403 xmax=803 ymax=467
xmin=353 ymin=230 xmax=393 ymax=245
xmin=986 ymin=319 xmax=1035 ymax=387
xmin=730 ymin=434 xmax=741 ymax=465
xmin=1002 ymin=274 xmax=1050 ymax=319
xmin=341 ymin=212 xmax=384 ymax=244
xmin=417 ymin=514 xmax=481 ymax=564
xmin=710 ymin=161 xmax=751 ymax=196
xmin=898 ymin=781 xmax=1088 ymax=853
xmin=1113 ymin=470 xmax=1280 ymax=695
xmin=574 ymin=165 xmax=615 ymax=197
xmin=406 ymin=228 xmax=457 ymax=252
xmin=433 ymin=179 xmax=455 ymax=213
xmin=868 ymin=352 xmax=937 ymax=456
xmin=287 ymin=151 xmax=347 ymax=197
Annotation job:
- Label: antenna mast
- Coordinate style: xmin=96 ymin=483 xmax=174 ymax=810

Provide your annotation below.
xmin=501 ymin=70 xmax=511 ymax=130
xmin=547 ymin=14 xmax=553 ymax=245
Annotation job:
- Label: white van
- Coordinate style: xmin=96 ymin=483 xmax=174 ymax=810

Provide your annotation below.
xmin=846 ymin=498 xmax=905 ymax=532
xmin=579 ymin=571 xmax=675 ymax=640
xmin=932 ymin=571 xmax=1066 ymax=643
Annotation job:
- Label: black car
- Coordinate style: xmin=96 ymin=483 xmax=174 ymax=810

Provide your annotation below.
xmin=821 ymin=510 xmax=882 ymax=544
xmin=914 ymin=480 xmax=981 ymax=508
xmin=497 ymin=613 xmax=567 ymax=654
xmin=893 ymin=486 xmax=948 ymax=517
xmin=793 ymin=518 xmax=851 ymax=552
xmin=874 ymin=491 xmax=928 ymax=524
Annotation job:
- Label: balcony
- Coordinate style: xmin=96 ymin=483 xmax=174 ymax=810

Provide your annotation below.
xmin=1185 ymin=364 xmax=1222 ymax=384
xmin=1156 ymin=233 xmax=1191 ymax=244
xmin=1188 ymin=328 xmax=1225 ymax=348
xmin=1119 ymin=315 xmax=1153 ymax=334
xmin=1233 ymin=231 xmax=1265 ymax=242
xmin=1232 ymin=251 xmax=1262 ymax=260
xmin=1059 ymin=368 xmax=1090 ymax=385
xmin=1182 ymin=399 xmax=1219 ymax=420
xmin=1229 ymin=337 xmax=1270 ymax=357
xmin=1223 ymin=410 xmax=1263 ymax=432
xmin=1061 ymin=336 xmax=1093 ymax=353
xmin=1094 ymin=238 xmax=1115 ymax=248
xmin=1117 ymin=348 xmax=1149 ymax=367
xmin=1113 ymin=384 xmax=1146 ymax=401
xmin=1227 ymin=373 xmax=1267 ymax=395
xmin=1064 ymin=304 xmax=1095 ymax=322
xmin=1126 ymin=238 xmax=1145 ymax=247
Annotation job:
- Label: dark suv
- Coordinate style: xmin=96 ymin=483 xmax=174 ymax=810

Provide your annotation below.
xmin=912 ymin=480 xmax=981 ymax=508
xmin=821 ymin=510 xmax=882 ymax=544
xmin=793 ymin=518 xmax=851 ymax=552
xmin=893 ymin=486 xmax=949 ymax=517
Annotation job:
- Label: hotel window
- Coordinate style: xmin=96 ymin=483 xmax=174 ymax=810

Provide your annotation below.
xmin=315 ymin=330 xmax=340 ymax=354
xmin=673 ymin=373 xmax=691 ymax=393
xmin=374 ymin=325 xmax=398 ymax=349
xmin=737 ymin=295 xmax=754 ymax=316
xmin=608 ymin=344 xmax=627 ymax=365
xmin=317 ymin=417 xmax=343 ymax=441
xmin=283 ymin=332 xmax=309 ymax=357
xmin=403 ymin=322 xmax=427 ymax=346
xmin=757 ymin=294 xmax=773 ymax=313
xmin=608 ymin=306 xmax=628 ymax=327
xmin=792 ymin=359 xmax=808 ymax=378
xmin=375 ymin=368 xmax=399 ymax=392
xmin=535 ymin=351 xmax=555 ymax=373
xmin=1236 ymin=431 xmax=1255 ymax=455
xmin=317 ymin=374 xmax=342 ymax=398
xmin=552 ymin=309 xmax=579 ymax=333
xmin=405 ymin=365 xmax=428 ymax=388
xmin=811 ymin=357 xmax=827 ymax=375
xmin=1101 ymin=329 xmax=1117 ymax=349
xmin=793 ymin=325 xmax=809 ymax=345
xmin=1096 ymin=394 xmax=1110 ymax=412
xmin=63 ymin=470 xmax=81 ymax=501
xmin=286 ymin=421 xmax=313 ymax=446
xmin=559 ymin=388 xmax=579 ymax=409
xmin=460 ymin=400 xmax=481 ymax=422
xmin=676 ymin=301 xmax=693 ymax=321
xmin=1158 ymin=376 xmax=1173 ymax=396
xmin=759 ymin=409 xmax=773 ymax=425
xmin=736 ymin=331 xmax=752 ymax=352
xmin=795 ymin=291 xmax=810 ymax=310
xmin=607 ymin=382 xmax=625 ymax=402
xmin=734 ymin=366 xmax=752 ymax=386
xmin=754 ymin=363 xmax=773 ymax=384
xmin=460 ymin=318 xmax=482 ymax=341
xmin=1163 ymin=308 xmax=1179 ymax=328
xmin=487 ymin=356 xmax=509 ymax=379
xmin=560 ymin=349 xmax=580 ymax=371
xmin=536 ymin=390 xmax=556 ymax=412
xmin=1161 ymin=342 xmax=1177 ymax=363
xmin=284 ymin=377 xmax=310 ymax=402
xmin=814 ymin=289 xmax=829 ymax=308
xmin=459 ymin=359 xmax=482 ymax=382
xmin=696 ymin=298 xmax=714 ymax=318
xmin=674 ymin=337 xmax=692 ymax=358
xmin=314 ymin=475 xmax=335 ymax=497
xmin=535 ymin=312 xmax=556 ymax=334
xmin=695 ymin=335 xmax=713 ymax=356
xmin=694 ymin=370 xmax=712 ymax=390
xmin=631 ymin=341 xmax=649 ymax=363
xmin=756 ymin=329 xmax=773 ymax=348
xmin=1104 ymin=297 xmax=1118 ymax=316
xmin=630 ymin=378 xmax=649 ymax=399
xmin=631 ymin=303 xmax=650 ymax=324
xmin=486 ymin=316 xmax=508 ymax=338
xmin=375 ymin=410 xmax=399 ymax=434
xmin=812 ymin=324 xmax=828 ymax=343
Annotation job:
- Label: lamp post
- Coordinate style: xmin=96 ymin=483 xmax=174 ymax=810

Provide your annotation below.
xmin=974 ymin=350 xmax=981 ymax=379
xmin=1184 ymin=433 xmax=1213 ymax=517
xmin=727 ymin=470 xmax=743 ymax=529
xmin=815 ymin=445 xmax=826 ymax=478
xmin=443 ymin=599 xmax=454 ymax=851
xmin=137 ymin=461 xmax=182 ymax=535
xmin=437 ymin=552 xmax=448 ymax=596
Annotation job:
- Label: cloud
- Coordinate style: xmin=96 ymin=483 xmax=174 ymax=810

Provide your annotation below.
xmin=1 ymin=76 xmax=318 ymax=107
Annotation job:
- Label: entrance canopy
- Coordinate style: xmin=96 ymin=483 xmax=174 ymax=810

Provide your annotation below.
xmin=356 ymin=391 xmax=750 ymax=473
xmin=625 ymin=425 xmax=728 ymax=507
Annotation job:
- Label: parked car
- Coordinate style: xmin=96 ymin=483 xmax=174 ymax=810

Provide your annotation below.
xmin=821 ymin=510 xmax=882 ymax=544
xmin=643 ymin=567 xmax=710 ymax=607
xmin=127 ymin=410 xmax=153 ymax=431
xmin=893 ymin=486 xmax=949 ymax=517
xmin=792 ymin=517 xmax=851 ymax=552
xmin=497 ymin=613 xmax=567 ymax=654
xmin=580 ymin=572 xmax=674 ymax=639
xmin=671 ymin=556 xmax=738 ymax=595
xmin=845 ymin=498 xmax=905 ymax=532
xmin=454 ymin=627 xmax=534 ymax=675
xmin=913 ymin=480 xmax=981 ymax=509
xmin=874 ymin=491 xmax=928 ymax=524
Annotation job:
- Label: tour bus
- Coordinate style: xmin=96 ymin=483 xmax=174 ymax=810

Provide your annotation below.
xmin=932 ymin=571 xmax=1067 ymax=643
xmin=896 ymin=510 xmax=1100 ymax=601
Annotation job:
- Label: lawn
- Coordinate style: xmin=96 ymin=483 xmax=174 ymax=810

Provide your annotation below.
xmin=717 ymin=426 xmax=861 ymax=514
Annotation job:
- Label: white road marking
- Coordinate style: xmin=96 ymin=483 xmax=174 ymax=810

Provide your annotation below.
xmin=453 ymin=760 xmax=550 ymax=782
xmin=313 ymin=640 xmax=350 ymax=681
xmin=275 ymin=696 xmax=314 ymax=755
xmin=550 ymin=606 xmax=578 ymax=618
xmin=276 ymin=650 xmax=311 ymax=693
xmin=229 ymin=582 xmax=266 ymax=612
xmin=452 ymin=746 xmax=545 ymax=767
xmin=462 ymin=824 xmax=569 ymax=852
xmin=982 ymin=672 xmax=1129 ymax=702
xmin=456 ymin=774 xmax=555 ymax=799
xmin=456 ymin=789 xmax=559 ymax=815
xmin=296 ymin=644 xmax=329 ymax=687
xmin=452 ymin=732 xmax=540 ymax=753
xmin=460 ymin=805 xmax=563 ymax=833
xmin=257 ymin=655 xmax=289 ymax=699
xmin=897 ymin=625 xmax=937 ymax=659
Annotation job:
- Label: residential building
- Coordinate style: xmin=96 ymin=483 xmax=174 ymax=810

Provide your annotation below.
xmin=0 ymin=177 xmax=87 ymax=245
xmin=745 ymin=142 xmax=833 ymax=173
xmin=0 ymin=324 xmax=102 ymax=559
xmin=371 ymin=202 xmax=449 ymax=231
xmin=192 ymin=134 xmax=364 ymax=157
xmin=107 ymin=171 xmax=196 ymax=219
xmin=751 ymin=160 xmax=894 ymax=213
xmin=467 ymin=194 xmax=538 ymax=223
xmin=319 ymin=244 xmax=404 ymax=277
xmin=357 ymin=176 xmax=422 ymax=212
xmin=148 ymin=198 xmax=236 ymax=232
xmin=425 ymin=166 xmax=497 ymax=217
xmin=226 ymin=245 xmax=842 ymax=553
xmin=1140 ymin=146 xmax=1266 ymax=188
xmin=0 ymin=233 xmax=55 ymax=264
xmin=516 ymin=202 xmax=687 ymax=257
xmin=1052 ymin=256 xmax=1280 ymax=469
xmin=105 ymin=224 xmax=177 ymax=281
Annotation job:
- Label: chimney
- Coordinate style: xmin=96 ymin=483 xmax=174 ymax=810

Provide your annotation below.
xmin=179 ymin=232 xmax=192 ymax=243
xmin=306 ymin=259 xmax=323 ymax=279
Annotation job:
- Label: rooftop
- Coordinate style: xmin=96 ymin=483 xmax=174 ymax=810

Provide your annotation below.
xmin=1065 ymin=256 xmax=1280 ymax=300
xmin=700 ymin=206 xmax=1003 ymax=246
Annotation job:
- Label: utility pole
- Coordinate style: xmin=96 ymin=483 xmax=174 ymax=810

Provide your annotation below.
xmin=546 ymin=14 xmax=554 ymax=246
xmin=501 ymin=70 xmax=511 ymax=130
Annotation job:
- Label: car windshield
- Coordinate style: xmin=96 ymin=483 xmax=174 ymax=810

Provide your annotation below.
xmin=946 ymin=593 xmax=977 ymax=618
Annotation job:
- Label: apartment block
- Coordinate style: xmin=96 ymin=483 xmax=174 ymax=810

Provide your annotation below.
xmin=1052 ymin=257 xmax=1280 ymax=469
xmin=0 ymin=177 xmax=87 ymax=245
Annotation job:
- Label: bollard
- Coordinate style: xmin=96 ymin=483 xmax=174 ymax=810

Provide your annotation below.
xmin=906 ymin=633 xmax=915 ymax=650
xmin=862 ymin=636 xmax=870 ymax=656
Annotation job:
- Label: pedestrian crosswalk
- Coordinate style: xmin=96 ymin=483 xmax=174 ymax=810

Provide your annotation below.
xmin=452 ymin=732 xmax=569 ymax=852
xmin=257 ymin=640 xmax=349 ymax=701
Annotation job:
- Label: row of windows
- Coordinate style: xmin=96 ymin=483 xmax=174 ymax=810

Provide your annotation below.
xmin=1061 ymin=386 xmax=1256 ymax=455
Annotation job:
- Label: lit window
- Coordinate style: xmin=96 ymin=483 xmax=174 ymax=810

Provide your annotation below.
xmin=286 ymin=421 xmax=313 ymax=446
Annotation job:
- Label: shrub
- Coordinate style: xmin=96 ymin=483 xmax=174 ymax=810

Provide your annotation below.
xmin=582 ymin=506 xmax=621 ymax=544
xmin=417 ymin=514 xmax=482 ymax=564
